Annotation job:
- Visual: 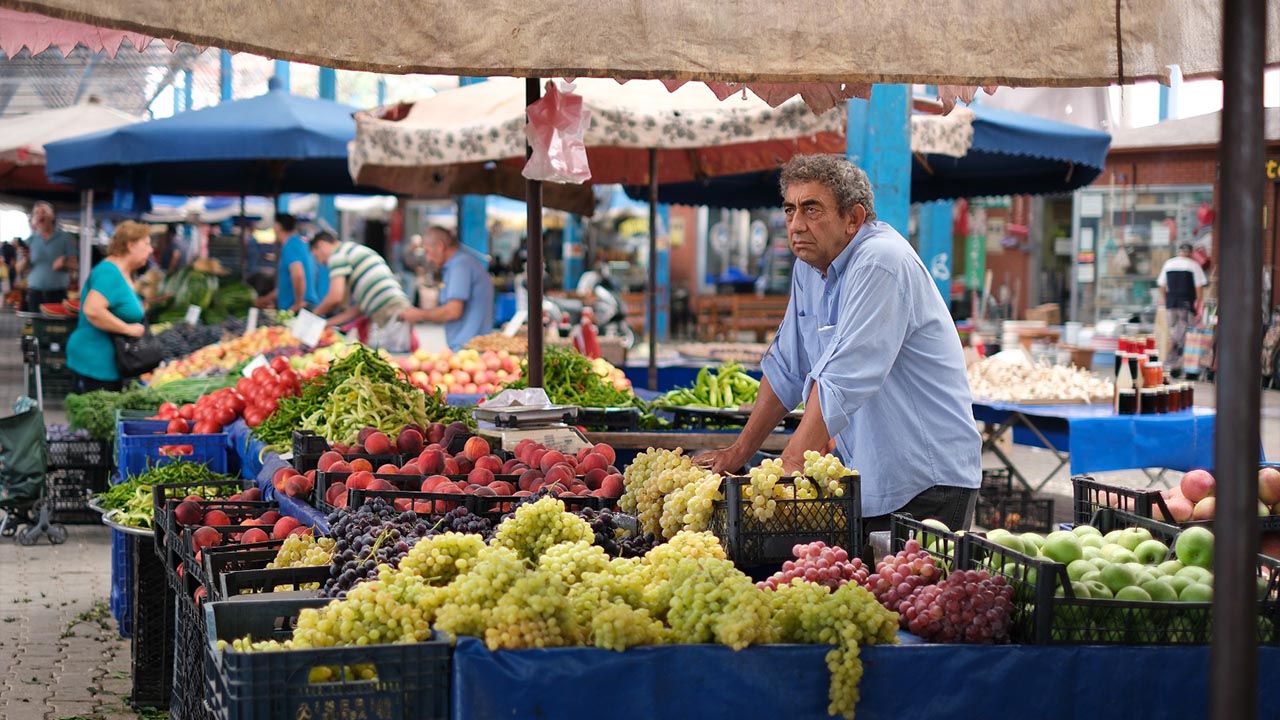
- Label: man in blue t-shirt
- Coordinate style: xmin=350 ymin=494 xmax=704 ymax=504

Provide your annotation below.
xmin=255 ymin=214 xmax=320 ymax=312
xmin=20 ymin=202 xmax=76 ymax=312
xmin=401 ymin=226 xmax=495 ymax=350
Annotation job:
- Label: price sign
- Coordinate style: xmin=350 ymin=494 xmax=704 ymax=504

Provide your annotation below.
xmin=184 ymin=305 xmax=202 ymax=326
xmin=245 ymin=307 xmax=259 ymax=335
xmin=290 ymin=309 xmax=326 ymax=348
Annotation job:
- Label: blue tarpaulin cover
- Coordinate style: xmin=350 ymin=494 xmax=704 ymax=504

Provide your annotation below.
xmin=452 ymin=637 xmax=1279 ymax=720
xmin=627 ymin=101 xmax=1111 ymax=208
xmin=971 ymin=402 xmax=1217 ymax=474
xmin=227 ymin=418 xmax=329 ymax=532
xmin=44 ymin=80 xmax=375 ymax=197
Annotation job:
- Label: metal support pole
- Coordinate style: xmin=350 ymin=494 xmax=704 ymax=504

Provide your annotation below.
xmin=648 ymin=148 xmax=659 ymax=391
xmin=525 ymin=78 xmax=545 ymax=389
xmin=1210 ymin=1 xmax=1264 ymax=718
xmin=78 ymin=189 xmax=93 ymax=292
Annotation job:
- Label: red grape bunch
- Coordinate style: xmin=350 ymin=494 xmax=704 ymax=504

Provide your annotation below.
xmin=901 ymin=569 xmax=1015 ymax=643
xmin=863 ymin=540 xmax=943 ymax=613
xmin=757 ymin=541 xmax=868 ymax=591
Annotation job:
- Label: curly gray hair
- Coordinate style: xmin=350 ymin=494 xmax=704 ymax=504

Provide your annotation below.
xmin=779 ymin=154 xmax=877 ymax=222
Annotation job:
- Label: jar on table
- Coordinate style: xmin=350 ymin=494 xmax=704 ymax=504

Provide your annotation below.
xmin=1139 ymin=388 xmax=1159 ymax=414
xmin=1118 ymin=389 xmax=1138 ymax=415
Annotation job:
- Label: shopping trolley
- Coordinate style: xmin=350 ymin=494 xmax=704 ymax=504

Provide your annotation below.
xmin=0 ymin=337 xmax=64 ymax=544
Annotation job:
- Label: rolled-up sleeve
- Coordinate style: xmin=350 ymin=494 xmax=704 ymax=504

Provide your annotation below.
xmin=805 ymin=263 xmax=909 ymax=437
xmin=760 ymin=292 xmax=806 ymax=411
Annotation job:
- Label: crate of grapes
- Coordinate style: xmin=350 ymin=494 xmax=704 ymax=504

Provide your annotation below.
xmin=709 ymin=468 xmax=862 ymax=568
xmin=205 ymin=597 xmax=451 ymax=720
xmin=962 ymin=508 xmax=1280 ymax=645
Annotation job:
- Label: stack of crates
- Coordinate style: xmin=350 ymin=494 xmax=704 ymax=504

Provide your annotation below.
xmin=45 ymin=436 xmax=110 ymax=524
xmin=21 ymin=316 xmax=76 ymax=398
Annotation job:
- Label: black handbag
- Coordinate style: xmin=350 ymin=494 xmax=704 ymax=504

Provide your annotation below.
xmin=112 ymin=327 xmax=165 ymax=378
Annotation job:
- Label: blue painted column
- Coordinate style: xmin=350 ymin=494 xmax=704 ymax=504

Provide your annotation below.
xmin=316 ymin=67 xmax=339 ymax=230
xmin=376 ymin=77 xmax=387 ymax=106
xmin=274 ymin=61 xmax=291 ymax=89
xmin=456 ymin=77 xmax=489 ymax=254
xmin=860 ymin=85 xmax=911 ymax=235
xmin=182 ymin=68 xmax=193 ymax=111
xmin=172 ymin=72 xmax=183 ymax=115
xmin=219 ymin=51 xmax=233 ymax=100
xmin=656 ymin=205 xmax=671 ymax=340
xmin=562 ymin=216 xmax=584 ymax=290
xmin=917 ymin=200 xmax=954 ymax=303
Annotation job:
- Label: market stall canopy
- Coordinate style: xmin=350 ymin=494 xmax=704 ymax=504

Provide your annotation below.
xmin=42 ymin=79 xmax=383 ymax=198
xmin=628 ymin=102 xmax=1111 ymax=208
xmin=0 ymin=100 xmax=145 ymax=194
xmin=0 ymin=6 xmax=183 ymax=56
xmin=349 ymin=78 xmax=857 ymax=212
xmin=9 ymin=1 xmax=1273 ymax=112
xmin=1109 ymin=107 xmax=1280 ymax=151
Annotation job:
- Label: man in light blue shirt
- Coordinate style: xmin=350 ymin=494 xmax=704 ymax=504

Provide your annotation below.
xmin=696 ymin=155 xmax=981 ymax=536
xmin=402 ymin=226 xmax=495 ymax=350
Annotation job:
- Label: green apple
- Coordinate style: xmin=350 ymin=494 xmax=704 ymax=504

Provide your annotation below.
xmin=1091 ymin=557 xmax=1111 ymax=571
xmin=1082 ymin=546 xmax=1101 ymax=561
xmin=1108 ymin=527 xmax=1153 ymax=551
xmin=920 ymin=518 xmax=951 ymax=553
xmin=1083 ymin=580 xmax=1113 ymax=599
xmin=1164 ymin=575 xmax=1194 ymax=595
xmin=987 ymin=529 xmax=1028 ymax=556
xmin=1002 ymin=561 xmax=1037 ymax=586
xmin=1041 ymin=531 xmax=1084 ymax=564
xmin=1067 ymin=559 xmax=1096 ymax=582
xmin=1072 ymin=525 xmax=1102 ymax=538
xmin=1134 ymin=570 xmax=1157 ymax=586
xmin=1080 ymin=570 xmax=1101 ymax=583
xmin=1176 ymin=565 xmax=1214 ymax=584
xmin=1156 ymin=559 xmax=1185 ymax=577
xmin=1080 ymin=535 xmax=1105 ymax=550
xmin=1174 ymin=526 xmax=1215 ymax=569
xmin=1101 ymin=545 xmax=1137 ymax=564
xmin=1179 ymin=582 xmax=1213 ymax=602
xmin=1070 ymin=580 xmax=1092 ymax=599
xmin=1115 ymin=586 xmax=1152 ymax=602
xmin=1141 ymin=579 xmax=1179 ymax=601
xmin=1020 ymin=533 xmax=1046 ymax=552
xmin=1133 ymin=539 xmax=1171 ymax=565
xmin=1099 ymin=563 xmax=1138 ymax=593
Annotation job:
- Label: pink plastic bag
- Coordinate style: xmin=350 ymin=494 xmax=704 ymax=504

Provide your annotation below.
xmin=522 ymin=80 xmax=592 ymax=184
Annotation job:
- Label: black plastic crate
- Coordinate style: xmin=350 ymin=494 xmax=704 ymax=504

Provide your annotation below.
xmin=205 ymin=597 xmax=451 ymax=720
xmin=315 ymin=471 xmax=422 ymax=514
xmin=150 ymin=480 xmax=250 ymax=568
xmin=666 ymin=406 xmax=803 ymax=431
xmin=1071 ymin=475 xmax=1170 ymax=527
xmin=976 ymin=488 xmax=1056 ymax=534
xmin=22 ymin=316 xmax=75 ymax=357
xmin=30 ymin=365 xmax=74 ymax=399
xmin=963 ymin=508 xmax=1280 ymax=644
xmin=291 ymin=429 xmax=406 ymax=474
xmin=47 ymin=466 xmax=110 ymax=524
xmin=172 ymin=519 xmax=283 ymax=594
xmin=131 ymin=531 xmax=174 ymax=709
xmin=576 ymin=406 xmax=642 ymax=431
xmin=47 ymin=437 xmax=110 ymax=468
xmin=174 ymin=588 xmax=213 ymax=720
xmin=980 ymin=467 xmax=1014 ymax=494
xmin=202 ymin=542 xmax=287 ymax=601
xmin=709 ymin=474 xmax=862 ymax=567
xmin=888 ymin=513 xmax=963 ymax=570
xmin=219 ymin=566 xmax=332 ymax=600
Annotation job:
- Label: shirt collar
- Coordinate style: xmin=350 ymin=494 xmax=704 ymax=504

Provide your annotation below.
xmin=826 ymin=221 xmax=874 ymax=282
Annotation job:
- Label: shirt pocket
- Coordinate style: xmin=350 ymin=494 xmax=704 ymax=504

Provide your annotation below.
xmin=797 ymin=312 xmax=825 ymax=364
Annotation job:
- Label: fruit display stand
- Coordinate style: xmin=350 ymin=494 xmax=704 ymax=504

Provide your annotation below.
xmin=972 ymin=401 xmax=1217 ymax=492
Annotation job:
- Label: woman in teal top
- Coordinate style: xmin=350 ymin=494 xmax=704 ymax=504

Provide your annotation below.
xmin=66 ymin=221 xmax=151 ymax=392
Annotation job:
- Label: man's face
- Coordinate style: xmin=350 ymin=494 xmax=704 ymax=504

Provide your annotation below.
xmin=782 ymin=181 xmax=865 ymax=274
xmin=423 ymin=236 xmax=445 ymax=267
xmin=31 ymin=206 xmax=54 ymax=233
xmin=311 ymin=241 xmax=334 ymax=265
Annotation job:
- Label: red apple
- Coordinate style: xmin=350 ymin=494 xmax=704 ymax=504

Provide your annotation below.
xmin=1260 ymin=467 xmax=1280 ymax=506
xmin=1181 ymin=469 xmax=1216 ymax=504
xmin=1192 ymin=496 xmax=1216 ymax=521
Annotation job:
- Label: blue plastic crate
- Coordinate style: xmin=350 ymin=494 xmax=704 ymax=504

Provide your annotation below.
xmin=110 ymin=529 xmax=134 ymax=638
xmin=117 ymin=420 xmax=230 ymax=479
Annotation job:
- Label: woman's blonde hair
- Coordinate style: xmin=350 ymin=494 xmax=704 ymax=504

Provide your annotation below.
xmin=107 ymin=221 xmax=152 ymax=257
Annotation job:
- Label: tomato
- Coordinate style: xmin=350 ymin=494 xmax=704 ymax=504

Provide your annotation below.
xmin=178 ymin=404 xmax=196 ymax=421
xmin=270 ymin=356 xmax=291 ymax=374
xmin=236 ymin=378 xmax=254 ymax=396
xmin=243 ymin=408 xmax=266 ymax=428
xmin=157 ymin=402 xmax=179 ymax=420
xmin=224 ymin=393 xmax=246 ymax=414
xmin=166 ymin=418 xmax=189 ymax=434
xmin=252 ymin=367 xmax=274 ymax=384
xmin=214 ymin=406 xmax=236 ymax=426
xmin=258 ymin=397 xmax=278 ymax=415
xmin=192 ymin=421 xmax=221 ymax=435
xmin=158 ymin=444 xmax=194 ymax=457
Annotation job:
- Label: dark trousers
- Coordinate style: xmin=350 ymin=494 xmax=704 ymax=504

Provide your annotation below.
xmin=24 ymin=288 xmax=66 ymax=313
xmin=862 ymin=485 xmax=979 ymax=561
xmin=72 ymin=372 xmax=122 ymax=394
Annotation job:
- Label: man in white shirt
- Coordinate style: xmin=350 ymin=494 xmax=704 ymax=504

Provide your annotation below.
xmin=1157 ymin=243 xmax=1209 ymax=374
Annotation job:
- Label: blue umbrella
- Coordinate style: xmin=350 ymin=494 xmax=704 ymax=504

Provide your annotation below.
xmin=43 ymin=78 xmax=377 ymax=200
xmin=624 ymin=102 xmax=1112 ymax=208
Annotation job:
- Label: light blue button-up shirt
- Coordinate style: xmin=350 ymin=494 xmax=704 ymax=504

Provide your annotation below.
xmin=440 ymin=247 xmax=495 ymax=351
xmin=761 ymin=221 xmax=981 ymax=516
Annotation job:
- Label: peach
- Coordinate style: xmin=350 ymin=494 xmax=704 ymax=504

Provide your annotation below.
xmin=583 ymin=468 xmax=608 ymax=491
xmin=367 ymin=478 xmax=396 ymax=492
xmin=272 ymin=517 xmax=302 ymax=540
xmin=400 ymin=461 xmax=422 ymax=476
xmin=350 ymin=458 xmax=374 ymax=473
xmin=476 ymin=455 xmax=504 ymax=474
xmin=242 ymin=487 xmax=263 ymax=501
xmin=1260 ymin=467 xmax=1280 ymax=506
xmin=463 ymin=436 xmax=490 ymax=461
xmin=192 ymin=526 xmax=222 ymax=551
xmin=316 ymin=450 xmax=344 ymax=472
xmin=593 ymin=443 xmax=616 ymax=465
xmin=325 ymin=481 xmax=347 ymax=505
xmin=600 ymin=474 xmax=624 ymax=498
xmin=396 ymin=428 xmax=425 ymax=455
xmin=364 ymin=431 xmax=393 ymax=455
xmin=377 ymin=463 xmax=401 ymax=475
xmin=203 ymin=509 xmax=231 ymax=527
xmin=518 ymin=469 xmax=544 ymax=492
xmin=328 ymin=460 xmax=353 ymax=474
xmin=346 ymin=471 xmax=375 ymax=490
xmin=501 ymin=458 xmax=525 ymax=475
xmin=259 ymin=510 xmax=281 ymax=524
xmin=578 ymin=453 xmax=608 ymax=474
xmin=418 ymin=449 xmax=446 ymax=475
xmin=283 ymin=476 xmax=309 ymax=498
xmin=539 ymin=451 xmax=568 ymax=473
xmin=489 ymin=481 xmax=515 ymax=496
xmin=241 ymin=528 xmax=269 ymax=544
xmin=174 ymin=500 xmax=203 ymax=526
xmin=443 ymin=457 xmax=461 ymax=475
xmin=469 ymin=468 xmax=495 ymax=487
xmin=545 ymin=464 xmax=575 ymax=486
xmin=455 ymin=456 xmax=475 ymax=476
xmin=421 ymin=474 xmax=451 ymax=492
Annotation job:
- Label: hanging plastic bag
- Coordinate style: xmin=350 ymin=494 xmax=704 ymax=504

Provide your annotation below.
xmin=522 ymin=80 xmax=592 ymax=184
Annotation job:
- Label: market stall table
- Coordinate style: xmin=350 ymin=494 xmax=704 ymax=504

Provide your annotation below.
xmin=972 ymin=402 xmax=1216 ymax=492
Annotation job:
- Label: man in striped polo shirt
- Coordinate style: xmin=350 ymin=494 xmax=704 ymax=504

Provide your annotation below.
xmin=310 ymin=232 xmax=413 ymax=351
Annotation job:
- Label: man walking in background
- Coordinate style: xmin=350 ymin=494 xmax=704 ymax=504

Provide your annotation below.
xmin=1157 ymin=242 xmax=1209 ymax=376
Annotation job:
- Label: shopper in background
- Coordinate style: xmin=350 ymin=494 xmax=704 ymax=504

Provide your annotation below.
xmin=1157 ymin=242 xmax=1209 ymax=376
xmin=694 ymin=154 xmax=982 ymax=544
xmin=310 ymin=232 xmax=413 ymax=351
xmin=65 ymin=221 xmax=150 ymax=392
xmin=19 ymin=202 xmax=76 ymax=312
xmin=152 ymin=224 xmax=187 ymax=275
xmin=401 ymin=226 xmax=495 ymax=351
xmin=255 ymin=214 xmax=319 ymax=313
